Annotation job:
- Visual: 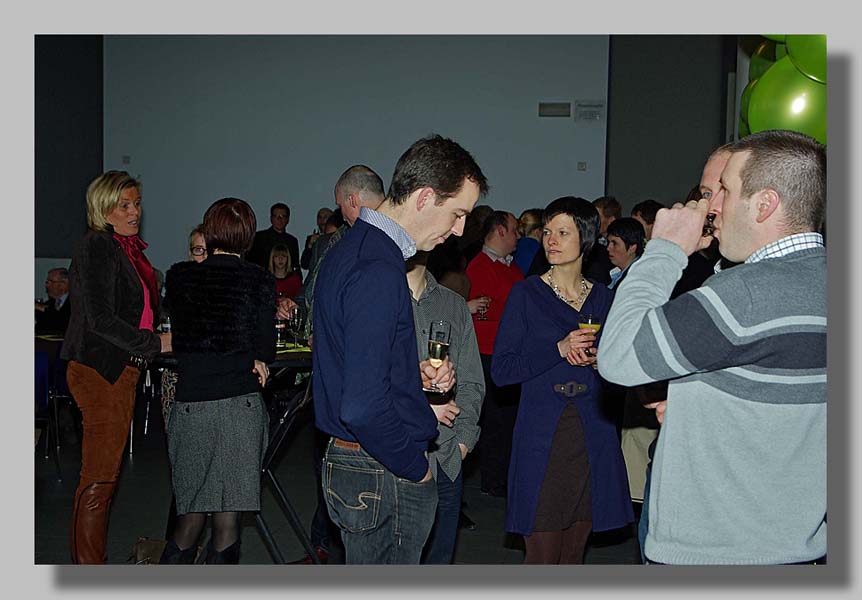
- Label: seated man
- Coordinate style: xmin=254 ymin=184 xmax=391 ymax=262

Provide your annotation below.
xmin=35 ymin=267 xmax=71 ymax=333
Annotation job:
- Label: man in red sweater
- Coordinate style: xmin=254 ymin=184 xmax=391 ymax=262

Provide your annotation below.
xmin=466 ymin=210 xmax=523 ymax=497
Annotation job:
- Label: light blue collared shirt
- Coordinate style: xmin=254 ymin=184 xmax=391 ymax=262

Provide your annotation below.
xmin=357 ymin=207 xmax=417 ymax=260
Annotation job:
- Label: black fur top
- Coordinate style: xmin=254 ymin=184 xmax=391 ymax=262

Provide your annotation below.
xmin=165 ymin=254 xmax=276 ymax=402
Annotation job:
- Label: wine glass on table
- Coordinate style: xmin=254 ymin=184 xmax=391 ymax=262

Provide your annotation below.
xmin=578 ymin=313 xmax=601 ymax=359
xmin=275 ymin=292 xmax=288 ymax=349
xmin=423 ymin=320 xmax=451 ymax=395
xmin=288 ymin=305 xmax=305 ymax=349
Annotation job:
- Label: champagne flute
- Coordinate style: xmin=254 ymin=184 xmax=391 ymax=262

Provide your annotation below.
xmin=423 ymin=320 xmax=451 ymax=394
xmin=578 ymin=313 xmax=601 ymax=357
xmin=476 ymin=294 xmax=490 ymax=321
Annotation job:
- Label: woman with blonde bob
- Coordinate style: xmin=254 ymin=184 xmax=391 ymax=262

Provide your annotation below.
xmin=61 ymin=170 xmax=172 ymax=563
xmin=268 ymin=243 xmax=303 ymax=300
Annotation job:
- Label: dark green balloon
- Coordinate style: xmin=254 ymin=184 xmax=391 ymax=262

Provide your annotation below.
xmin=786 ymin=34 xmax=827 ymax=83
xmin=763 ymin=34 xmax=786 ymax=43
xmin=775 ymin=43 xmax=787 ymax=59
xmin=748 ymin=56 xmax=826 ymax=144
xmin=740 ymin=79 xmax=757 ymax=123
xmin=749 ymin=40 xmax=775 ymax=82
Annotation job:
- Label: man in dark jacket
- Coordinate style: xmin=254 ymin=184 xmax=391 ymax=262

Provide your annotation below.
xmin=35 ymin=267 xmax=71 ymax=333
xmin=246 ymin=202 xmax=301 ymax=274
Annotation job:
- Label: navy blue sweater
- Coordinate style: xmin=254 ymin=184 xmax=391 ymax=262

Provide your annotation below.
xmin=312 ymin=219 xmax=438 ymax=481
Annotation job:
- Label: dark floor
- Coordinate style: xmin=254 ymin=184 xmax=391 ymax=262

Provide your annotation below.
xmin=35 ymin=378 xmax=643 ymax=566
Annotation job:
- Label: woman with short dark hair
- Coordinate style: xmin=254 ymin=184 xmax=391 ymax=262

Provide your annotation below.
xmin=160 ymin=197 xmax=276 ymax=564
xmin=61 ymin=170 xmax=172 ymax=563
xmin=491 ymin=196 xmax=633 ymax=564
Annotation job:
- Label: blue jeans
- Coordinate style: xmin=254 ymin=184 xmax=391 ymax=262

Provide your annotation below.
xmin=638 ymin=436 xmax=657 ymax=564
xmin=421 ymin=468 xmax=463 ymax=564
xmin=310 ymin=427 xmax=343 ymax=559
xmin=322 ymin=439 xmax=438 ymax=564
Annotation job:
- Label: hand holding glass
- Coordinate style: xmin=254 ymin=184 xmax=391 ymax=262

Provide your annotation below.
xmin=476 ymin=295 xmax=490 ymax=321
xmin=578 ymin=313 xmax=601 ymax=356
xmin=424 ymin=320 xmax=451 ymax=394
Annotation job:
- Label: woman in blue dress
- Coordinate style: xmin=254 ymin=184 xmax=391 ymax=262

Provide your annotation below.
xmin=491 ymin=196 xmax=633 ymax=564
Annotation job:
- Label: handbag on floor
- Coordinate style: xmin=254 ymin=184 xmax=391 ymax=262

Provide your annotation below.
xmin=130 ymin=536 xmax=203 ymax=565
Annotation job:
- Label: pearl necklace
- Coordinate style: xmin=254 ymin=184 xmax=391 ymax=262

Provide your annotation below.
xmin=547 ymin=265 xmax=588 ymax=306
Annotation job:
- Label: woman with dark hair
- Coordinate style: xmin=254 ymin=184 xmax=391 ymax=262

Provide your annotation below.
xmin=159 ymin=197 xmax=276 ymax=564
xmin=61 ymin=170 xmax=172 ymax=563
xmin=491 ymin=196 xmax=633 ymax=564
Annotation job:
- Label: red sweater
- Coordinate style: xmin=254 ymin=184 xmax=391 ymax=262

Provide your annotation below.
xmin=465 ymin=251 xmax=524 ymax=355
xmin=275 ymin=272 xmax=303 ymax=299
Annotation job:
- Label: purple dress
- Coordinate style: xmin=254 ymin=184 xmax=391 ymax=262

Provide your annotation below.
xmin=491 ymin=275 xmax=633 ymax=535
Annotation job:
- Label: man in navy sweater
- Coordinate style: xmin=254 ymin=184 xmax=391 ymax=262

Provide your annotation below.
xmin=313 ymin=134 xmax=488 ymax=564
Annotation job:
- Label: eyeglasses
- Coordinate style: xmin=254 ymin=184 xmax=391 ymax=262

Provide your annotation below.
xmin=190 ymin=246 xmax=207 ymax=256
xmin=46 ymin=279 xmax=65 ymax=284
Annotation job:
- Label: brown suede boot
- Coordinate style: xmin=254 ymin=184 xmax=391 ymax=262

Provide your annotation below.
xmin=70 ymin=481 xmax=116 ymax=564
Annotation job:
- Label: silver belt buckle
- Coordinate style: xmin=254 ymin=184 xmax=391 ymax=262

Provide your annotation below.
xmin=554 ymin=381 xmax=586 ymax=397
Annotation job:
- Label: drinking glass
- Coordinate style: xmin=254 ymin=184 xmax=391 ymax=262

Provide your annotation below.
xmin=423 ymin=320 xmax=451 ymax=394
xmin=275 ymin=318 xmax=288 ymax=349
xmin=578 ymin=313 xmax=601 ymax=356
xmin=703 ymin=213 xmax=717 ymax=237
xmin=288 ymin=306 xmax=305 ymax=348
xmin=476 ymin=295 xmax=490 ymax=321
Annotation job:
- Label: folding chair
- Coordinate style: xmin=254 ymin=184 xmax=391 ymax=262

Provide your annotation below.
xmin=255 ymin=376 xmax=320 ymax=564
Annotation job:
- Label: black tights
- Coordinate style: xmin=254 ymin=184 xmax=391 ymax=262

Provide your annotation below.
xmin=524 ymin=521 xmax=592 ymax=564
xmin=172 ymin=511 xmax=241 ymax=552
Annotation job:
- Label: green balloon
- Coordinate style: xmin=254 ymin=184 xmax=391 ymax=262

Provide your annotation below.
xmin=740 ymin=79 xmax=757 ymax=123
xmin=748 ymin=56 xmax=826 ymax=144
xmin=775 ymin=42 xmax=787 ymax=59
xmin=749 ymin=40 xmax=775 ymax=82
xmin=763 ymin=34 xmax=786 ymax=43
xmin=786 ymin=34 xmax=827 ymax=83
xmin=738 ymin=119 xmax=750 ymax=139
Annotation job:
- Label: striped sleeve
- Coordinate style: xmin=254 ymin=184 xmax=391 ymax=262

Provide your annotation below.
xmin=598 ymin=240 xmax=827 ymax=393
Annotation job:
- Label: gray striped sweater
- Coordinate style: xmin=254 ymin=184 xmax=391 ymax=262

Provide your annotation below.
xmin=598 ymin=239 xmax=826 ymax=564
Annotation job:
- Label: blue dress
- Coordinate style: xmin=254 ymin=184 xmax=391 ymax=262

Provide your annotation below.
xmin=491 ymin=275 xmax=633 ymax=535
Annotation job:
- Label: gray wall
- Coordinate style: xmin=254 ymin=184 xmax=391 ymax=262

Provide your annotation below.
xmin=35 ymin=35 xmax=102 ymax=258
xmin=103 ymin=35 xmax=611 ymax=274
xmin=606 ymin=35 xmax=729 ymax=214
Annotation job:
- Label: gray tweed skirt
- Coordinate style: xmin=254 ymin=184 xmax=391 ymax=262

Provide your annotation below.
xmin=167 ymin=392 xmax=269 ymax=515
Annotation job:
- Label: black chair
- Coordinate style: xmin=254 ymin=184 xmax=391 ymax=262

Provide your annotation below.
xmin=255 ymin=376 xmax=321 ymax=564
xmin=35 ymin=350 xmax=62 ymax=481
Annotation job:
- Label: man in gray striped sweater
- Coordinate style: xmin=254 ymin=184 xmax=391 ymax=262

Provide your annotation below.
xmin=598 ymin=129 xmax=826 ymax=565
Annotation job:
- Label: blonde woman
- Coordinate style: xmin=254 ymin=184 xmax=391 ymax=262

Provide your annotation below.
xmin=61 ymin=171 xmax=172 ymax=563
xmin=268 ymin=243 xmax=302 ymax=300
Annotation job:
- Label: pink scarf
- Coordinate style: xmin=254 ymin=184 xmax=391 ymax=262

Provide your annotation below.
xmin=113 ymin=233 xmax=158 ymax=331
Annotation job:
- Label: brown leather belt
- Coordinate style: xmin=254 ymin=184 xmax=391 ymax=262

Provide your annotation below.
xmin=333 ymin=437 xmax=362 ymax=451
xmin=553 ymin=381 xmax=587 ymax=397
